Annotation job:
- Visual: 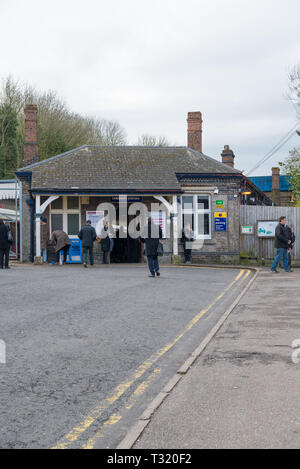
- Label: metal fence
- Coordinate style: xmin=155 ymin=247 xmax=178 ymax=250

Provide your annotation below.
xmin=240 ymin=205 xmax=300 ymax=260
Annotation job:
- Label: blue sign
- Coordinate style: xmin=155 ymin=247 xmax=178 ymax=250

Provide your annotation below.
xmin=110 ymin=196 xmax=142 ymax=203
xmin=214 ymin=217 xmax=227 ymax=232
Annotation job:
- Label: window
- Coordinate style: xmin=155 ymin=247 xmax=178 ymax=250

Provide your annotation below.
xmin=50 ymin=196 xmax=81 ymax=237
xmin=67 ymin=197 xmax=79 ymax=210
xmin=67 ymin=214 xmax=80 ymax=235
xmin=51 ymin=198 xmax=63 ymax=210
xmin=197 ymin=196 xmax=209 ymax=210
xmin=51 ymin=214 xmax=63 ymax=232
xmin=181 ymin=194 xmax=211 ymax=239
xmin=182 ymin=196 xmax=194 ymax=210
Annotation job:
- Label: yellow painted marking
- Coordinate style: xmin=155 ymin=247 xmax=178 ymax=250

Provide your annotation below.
xmin=204 ymin=269 xmax=250 ymax=320
xmin=82 ymin=368 xmax=161 ymax=449
xmin=104 ymin=413 xmax=122 ymax=426
xmin=126 ymin=368 xmax=161 ymax=408
xmin=52 ymin=269 xmax=245 ymax=449
xmin=81 ymin=413 xmax=122 ymax=449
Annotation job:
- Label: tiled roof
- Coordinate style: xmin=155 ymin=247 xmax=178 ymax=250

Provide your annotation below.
xmin=18 ymin=145 xmax=241 ymax=191
xmin=249 ymin=175 xmax=291 ymax=192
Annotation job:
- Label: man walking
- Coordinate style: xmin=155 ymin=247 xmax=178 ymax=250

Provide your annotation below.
xmin=141 ymin=217 xmax=163 ymax=278
xmin=0 ymin=219 xmax=12 ymax=270
xmin=78 ymin=220 xmax=97 ymax=268
xmin=271 ymin=216 xmax=292 ymax=273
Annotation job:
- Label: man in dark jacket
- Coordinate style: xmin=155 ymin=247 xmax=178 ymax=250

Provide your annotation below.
xmin=141 ymin=217 xmax=163 ymax=277
xmin=271 ymin=216 xmax=291 ymax=273
xmin=0 ymin=218 xmax=12 ymax=269
xmin=78 ymin=220 xmax=97 ymax=268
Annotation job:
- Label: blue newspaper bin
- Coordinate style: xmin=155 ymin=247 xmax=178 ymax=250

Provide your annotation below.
xmin=66 ymin=238 xmax=82 ymax=264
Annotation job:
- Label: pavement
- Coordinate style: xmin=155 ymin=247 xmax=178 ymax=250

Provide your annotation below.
xmin=128 ymin=267 xmax=300 ymax=449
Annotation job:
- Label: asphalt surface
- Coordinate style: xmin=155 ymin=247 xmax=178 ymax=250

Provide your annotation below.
xmin=134 ymin=268 xmax=300 ymax=449
xmin=0 ymin=264 xmax=251 ymax=449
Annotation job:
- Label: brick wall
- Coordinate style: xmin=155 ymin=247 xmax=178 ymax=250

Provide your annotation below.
xmin=24 ymin=104 xmax=38 ymax=167
xmin=182 ymin=180 xmax=241 ymax=264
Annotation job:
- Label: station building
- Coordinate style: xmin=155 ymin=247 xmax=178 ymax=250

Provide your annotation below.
xmin=16 ymin=106 xmax=270 ymax=264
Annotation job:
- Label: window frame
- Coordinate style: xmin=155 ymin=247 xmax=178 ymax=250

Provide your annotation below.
xmin=181 ymin=194 xmax=212 ymax=240
xmin=50 ymin=196 xmax=81 ymax=237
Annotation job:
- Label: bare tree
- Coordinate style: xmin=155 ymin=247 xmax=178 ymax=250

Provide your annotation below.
xmin=0 ymin=75 xmax=128 ymax=166
xmin=137 ymin=134 xmax=171 ymax=147
xmin=288 ymin=65 xmax=300 ymax=124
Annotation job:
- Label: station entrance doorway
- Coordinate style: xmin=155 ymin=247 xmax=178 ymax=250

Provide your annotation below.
xmin=110 ymin=204 xmax=143 ymax=264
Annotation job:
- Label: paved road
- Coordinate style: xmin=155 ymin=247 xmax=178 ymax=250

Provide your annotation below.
xmin=0 ymin=264 xmax=252 ymax=449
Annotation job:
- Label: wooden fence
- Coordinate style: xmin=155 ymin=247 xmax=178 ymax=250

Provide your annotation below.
xmin=240 ymin=206 xmax=300 ymax=260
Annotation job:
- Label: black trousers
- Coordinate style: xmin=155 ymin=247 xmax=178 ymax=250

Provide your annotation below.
xmin=0 ymin=247 xmax=10 ymax=268
xmin=103 ymin=251 xmax=109 ymax=264
xmin=83 ymin=246 xmax=94 ymax=265
xmin=288 ymin=251 xmax=292 ymax=268
xmin=184 ymin=248 xmax=192 ymax=262
xmin=147 ymin=255 xmax=159 ymax=275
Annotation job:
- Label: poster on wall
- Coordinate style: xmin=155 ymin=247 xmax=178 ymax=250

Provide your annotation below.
xmin=214 ymin=212 xmax=227 ymax=232
xmin=86 ymin=211 xmax=105 ymax=236
xmin=149 ymin=211 xmax=167 ymax=238
xmin=257 ymin=220 xmax=277 ymax=238
xmin=241 ymin=225 xmax=254 ymax=235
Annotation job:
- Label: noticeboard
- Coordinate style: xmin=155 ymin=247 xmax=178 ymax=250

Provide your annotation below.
xmin=214 ymin=212 xmax=227 ymax=232
xmin=257 ymin=220 xmax=277 ymax=238
xmin=241 ymin=225 xmax=254 ymax=235
xmin=149 ymin=211 xmax=167 ymax=238
xmin=86 ymin=211 xmax=105 ymax=236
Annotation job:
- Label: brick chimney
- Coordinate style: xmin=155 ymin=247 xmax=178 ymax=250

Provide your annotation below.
xmin=221 ymin=145 xmax=235 ymax=168
xmin=24 ymin=104 xmax=38 ymax=166
xmin=187 ymin=111 xmax=203 ymax=153
xmin=272 ymin=167 xmax=280 ymax=205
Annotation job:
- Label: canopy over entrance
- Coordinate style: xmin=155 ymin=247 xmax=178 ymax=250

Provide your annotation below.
xmin=0 ymin=208 xmax=20 ymax=222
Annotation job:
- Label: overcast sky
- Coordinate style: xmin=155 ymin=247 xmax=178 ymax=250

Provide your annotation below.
xmin=0 ymin=0 xmax=299 ymax=175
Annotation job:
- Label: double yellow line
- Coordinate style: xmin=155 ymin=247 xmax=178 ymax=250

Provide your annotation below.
xmin=52 ymin=268 xmax=250 ymax=449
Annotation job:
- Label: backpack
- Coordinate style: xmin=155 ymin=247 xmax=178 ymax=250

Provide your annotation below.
xmin=291 ymin=232 xmax=296 ymax=244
